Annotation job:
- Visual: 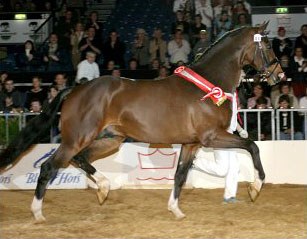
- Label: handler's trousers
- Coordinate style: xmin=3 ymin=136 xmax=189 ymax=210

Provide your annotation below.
xmin=193 ymin=149 xmax=240 ymax=200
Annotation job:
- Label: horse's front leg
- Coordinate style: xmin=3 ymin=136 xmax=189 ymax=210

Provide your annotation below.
xmin=168 ymin=143 xmax=200 ymax=219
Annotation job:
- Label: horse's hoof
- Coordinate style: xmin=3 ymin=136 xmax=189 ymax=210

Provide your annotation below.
xmin=33 ymin=215 xmax=46 ymax=224
xmin=168 ymin=205 xmax=186 ymax=219
xmin=96 ymin=188 xmax=108 ymax=205
xmin=247 ymin=183 xmax=260 ymax=202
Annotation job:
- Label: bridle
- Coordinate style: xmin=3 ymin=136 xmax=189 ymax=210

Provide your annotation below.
xmin=252 ymin=34 xmax=281 ymax=85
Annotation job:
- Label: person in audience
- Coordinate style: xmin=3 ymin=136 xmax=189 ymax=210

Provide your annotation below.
xmin=79 ymin=26 xmax=102 ymax=61
xmin=29 ymin=99 xmax=42 ymax=113
xmin=2 ymin=95 xmax=22 ymax=113
xmin=274 ymin=81 xmax=299 ymax=109
xmin=154 ymin=66 xmax=170 ymax=80
xmin=299 ymin=86 xmax=307 ymax=108
xmin=0 ymin=78 xmax=24 ymax=112
xmin=231 ymin=1 xmax=250 ymax=26
xmin=213 ymin=0 xmax=232 ymax=22
xmin=194 ymin=0 xmax=213 ymax=42
xmin=233 ymin=13 xmax=250 ymax=29
xmin=85 ymin=11 xmax=104 ymax=41
xmin=54 ymin=73 xmax=68 ymax=91
xmin=111 ymin=68 xmax=121 ymax=78
xmin=16 ymin=40 xmax=40 ymax=71
xmin=0 ymin=71 xmax=8 ymax=92
xmin=247 ymin=83 xmax=271 ymax=109
xmin=131 ymin=28 xmax=150 ymax=69
xmin=192 ymin=29 xmax=210 ymax=60
xmin=171 ymin=10 xmax=190 ymax=40
xmin=75 ymin=51 xmax=100 ymax=84
xmin=150 ymin=58 xmax=160 ymax=70
xmin=247 ymin=97 xmax=272 ymax=141
xmin=168 ymin=29 xmax=191 ymax=69
xmin=294 ymin=24 xmax=307 ymax=58
xmin=25 ymin=76 xmax=47 ymax=110
xmin=272 ymin=27 xmax=293 ymax=60
xmin=190 ymin=14 xmax=207 ymax=47
xmin=70 ymin=22 xmax=85 ymax=70
xmin=173 ymin=0 xmax=188 ymax=13
xmin=149 ymin=28 xmax=167 ymax=64
xmin=128 ymin=58 xmax=138 ymax=71
xmin=42 ymin=85 xmax=59 ymax=110
xmin=214 ymin=11 xmax=232 ymax=39
xmin=288 ymin=47 xmax=307 ymax=98
xmin=42 ymin=32 xmax=72 ymax=71
xmin=54 ymin=9 xmax=76 ymax=48
xmin=277 ymin=95 xmax=303 ymax=140
xmin=106 ymin=60 xmax=115 ymax=71
xmin=102 ymin=30 xmax=126 ymax=69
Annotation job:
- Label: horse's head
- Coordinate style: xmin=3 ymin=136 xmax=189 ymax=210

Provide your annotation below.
xmin=243 ymin=22 xmax=285 ymax=86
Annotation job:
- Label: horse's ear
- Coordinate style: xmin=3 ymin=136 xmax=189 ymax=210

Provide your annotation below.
xmin=258 ymin=21 xmax=269 ymax=33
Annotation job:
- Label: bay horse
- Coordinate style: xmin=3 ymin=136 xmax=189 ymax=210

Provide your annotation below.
xmin=0 ymin=23 xmax=284 ymax=222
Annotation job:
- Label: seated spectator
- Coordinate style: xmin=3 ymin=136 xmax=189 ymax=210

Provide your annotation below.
xmin=79 ymin=27 xmax=102 ymax=61
xmin=173 ymin=0 xmax=187 ymax=13
xmin=128 ymin=58 xmax=138 ymax=70
xmin=289 ymin=47 xmax=307 ymax=98
xmin=274 ymin=81 xmax=299 ymax=108
xmin=213 ymin=0 xmax=232 ymax=20
xmin=106 ymin=60 xmax=115 ymax=71
xmin=233 ymin=13 xmax=250 ymax=29
xmin=194 ymin=0 xmax=213 ymax=42
xmin=247 ymin=97 xmax=272 ymax=141
xmin=25 ymin=76 xmax=47 ymax=110
xmin=41 ymin=33 xmax=72 ymax=72
xmin=150 ymin=58 xmax=160 ymax=70
xmin=0 ymin=71 xmax=8 ymax=92
xmin=171 ymin=10 xmax=190 ymax=40
xmin=16 ymin=40 xmax=41 ymax=71
xmin=190 ymin=14 xmax=207 ymax=47
xmin=70 ymin=22 xmax=85 ymax=70
xmin=168 ymin=29 xmax=191 ymax=68
xmin=131 ymin=28 xmax=150 ymax=69
xmin=42 ymin=85 xmax=59 ymax=110
xmin=192 ymin=29 xmax=210 ymax=60
xmin=54 ymin=73 xmax=68 ymax=91
xmin=102 ymin=30 xmax=126 ymax=69
xmin=277 ymin=95 xmax=304 ymax=140
xmin=299 ymin=86 xmax=307 ymax=108
xmin=29 ymin=99 xmax=42 ymax=113
xmin=85 ymin=11 xmax=104 ymax=41
xmin=231 ymin=1 xmax=250 ymax=26
xmin=75 ymin=51 xmax=100 ymax=84
xmin=149 ymin=28 xmax=167 ymax=64
xmin=247 ymin=83 xmax=271 ymax=109
xmin=111 ymin=68 xmax=121 ymax=78
xmin=294 ymin=24 xmax=307 ymax=58
xmin=154 ymin=66 xmax=170 ymax=80
xmin=272 ymin=27 xmax=293 ymax=60
xmin=214 ymin=11 xmax=232 ymax=39
xmin=2 ymin=96 xmax=22 ymax=113
xmin=280 ymin=55 xmax=292 ymax=77
xmin=0 ymin=79 xmax=24 ymax=112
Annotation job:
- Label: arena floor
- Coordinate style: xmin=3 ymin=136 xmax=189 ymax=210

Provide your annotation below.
xmin=0 ymin=184 xmax=306 ymax=239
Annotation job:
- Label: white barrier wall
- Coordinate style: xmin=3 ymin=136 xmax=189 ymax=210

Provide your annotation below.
xmin=0 ymin=141 xmax=306 ymax=190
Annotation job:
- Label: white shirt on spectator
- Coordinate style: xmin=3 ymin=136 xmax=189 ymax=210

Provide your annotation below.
xmin=168 ymin=39 xmax=191 ymax=64
xmin=173 ymin=0 xmax=188 ymax=13
xmin=76 ymin=59 xmax=100 ymax=83
xmin=195 ymin=0 xmax=213 ymax=28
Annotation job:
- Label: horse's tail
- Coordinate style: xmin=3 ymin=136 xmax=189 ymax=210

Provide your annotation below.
xmin=0 ymin=87 xmax=72 ymax=171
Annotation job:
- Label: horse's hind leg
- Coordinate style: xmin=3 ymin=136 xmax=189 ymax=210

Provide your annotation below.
xmin=72 ymin=135 xmax=125 ymax=204
xmin=203 ymin=131 xmax=265 ymax=202
xmin=31 ymin=144 xmax=77 ymax=222
xmin=168 ymin=143 xmax=200 ymax=219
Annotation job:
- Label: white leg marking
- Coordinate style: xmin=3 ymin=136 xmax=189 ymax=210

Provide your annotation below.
xmin=93 ymin=171 xmax=110 ymax=204
xmin=167 ymin=189 xmax=185 ymax=219
xmin=31 ymin=196 xmax=46 ymax=223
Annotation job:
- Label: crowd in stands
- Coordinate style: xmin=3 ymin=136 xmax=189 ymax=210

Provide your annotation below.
xmin=0 ymin=0 xmax=306 ymax=140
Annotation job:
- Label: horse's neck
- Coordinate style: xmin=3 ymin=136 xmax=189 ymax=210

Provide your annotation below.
xmin=193 ymin=45 xmax=243 ymax=93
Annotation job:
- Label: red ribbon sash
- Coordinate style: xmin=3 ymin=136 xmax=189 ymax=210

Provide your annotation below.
xmin=174 ymin=66 xmax=227 ymax=106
